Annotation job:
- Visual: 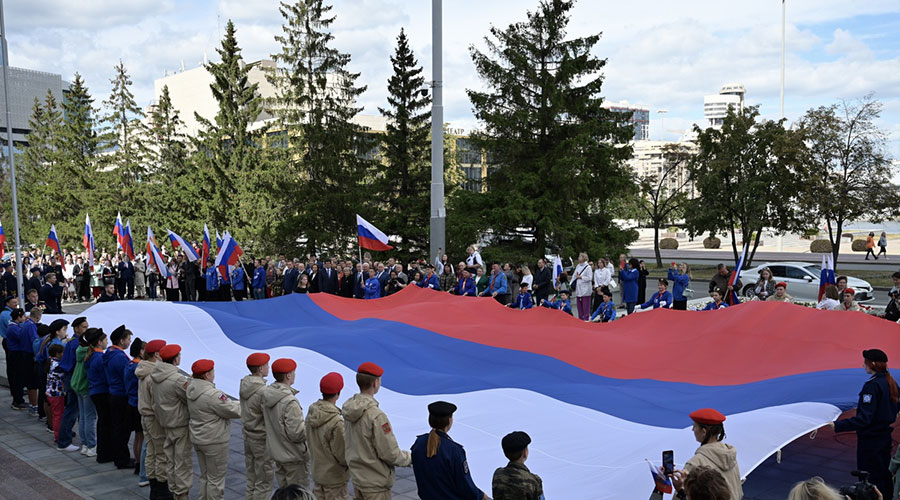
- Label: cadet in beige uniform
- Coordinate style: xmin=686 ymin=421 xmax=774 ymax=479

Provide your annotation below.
xmin=240 ymin=352 xmax=274 ymax=500
xmin=307 ymin=372 xmax=349 ymax=500
xmin=262 ymin=358 xmax=310 ymax=488
xmin=151 ymin=344 xmax=192 ymax=500
xmin=343 ymin=362 xmax=411 ymax=500
xmin=135 ymin=339 xmax=171 ymax=499
xmin=187 ymin=359 xmax=241 ymax=500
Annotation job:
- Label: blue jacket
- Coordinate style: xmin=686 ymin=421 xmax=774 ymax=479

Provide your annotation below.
xmin=86 ymin=349 xmax=109 ymax=395
xmin=124 ymin=359 xmax=140 ymax=407
xmin=591 ymin=301 xmax=617 ymax=322
xmin=252 ymin=266 xmax=266 ymax=289
xmin=7 ymin=320 xmax=37 ymax=353
xmin=640 ymin=291 xmax=673 ymax=310
xmin=510 ymin=292 xmax=533 ymax=310
xmin=834 ymin=372 xmax=900 ymax=436
xmin=542 ymin=298 xmax=572 ymax=315
xmin=206 ymin=267 xmax=220 ymax=291
xmin=667 ymin=269 xmax=691 ymax=301
xmin=0 ymin=306 xmax=12 ymax=338
xmin=411 ymin=431 xmax=484 ymax=500
xmin=34 ymin=336 xmax=64 ymax=364
xmin=702 ymin=301 xmax=728 ymax=311
xmin=282 ymin=268 xmax=298 ymax=294
xmin=485 ymin=271 xmax=508 ymax=296
xmin=232 ymin=266 xmax=245 ymax=291
xmin=619 ymin=268 xmax=639 ymax=303
xmin=418 ymin=273 xmax=440 ymax=290
xmin=59 ymin=335 xmax=80 ymax=374
xmin=103 ymin=346 xmax=129 ymax=397
xmin=364 ymin=278 xmax=381 ymax=299
xmin=455 ymin=277 xmax=476 ymax=296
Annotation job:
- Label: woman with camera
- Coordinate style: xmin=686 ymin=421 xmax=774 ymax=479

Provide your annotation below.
xmin=830 ymin=349 xmax=899 ymax=499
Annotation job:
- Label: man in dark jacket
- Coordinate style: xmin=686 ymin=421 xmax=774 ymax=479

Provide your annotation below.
xmin=319 ymin=260 xmax=339 ymax=294
xmin=39 ymin=273 xmax=64 ymax=314
xmin=27 ymin=267 xmax=43 ymax=295
xmin=533 ymin=259 xmax=552 ymax=305
xmin=282 ymin=260 xmax=299 ymax=296
xmin=118 ymin=255 xmax=135 ymax=299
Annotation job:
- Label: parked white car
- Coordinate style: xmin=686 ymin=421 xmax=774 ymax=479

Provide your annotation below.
xmin=740 ymin=262 xmax=874 ymax=303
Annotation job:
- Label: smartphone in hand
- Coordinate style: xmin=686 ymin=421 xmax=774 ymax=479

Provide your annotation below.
xmin=662 ymin=450 xmax=674 ymax=476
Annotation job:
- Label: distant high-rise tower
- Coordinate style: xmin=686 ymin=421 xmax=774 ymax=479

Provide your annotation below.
xmin=703 ymin=83 xmax=745 ymax=129
xmin=602 ymin=100 xmax=650 ymax=141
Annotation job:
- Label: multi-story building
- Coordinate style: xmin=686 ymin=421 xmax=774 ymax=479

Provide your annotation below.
xmin=627 ymin=140 xmax=697 ymax=196
xmin=0 ymin=67 xmax=66 ymax=147
xmin=703 ymin=83 xmax=745 ymax=129
xmin=602 ymin=100 xmax=650 ymax=141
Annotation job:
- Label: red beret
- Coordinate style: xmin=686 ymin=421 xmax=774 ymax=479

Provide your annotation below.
xmin=271 ymin=358 xmax=297 ymax=374
xmin=246 ymin=353 xmax=270 ymax=367
xmin=320 ymin=372 xmax=344 ymax=394
xmin=145 ymin=340 xmax=167 ymax=354
xmin=690 ymin=408 xmax=726 ymax=425
xmin=357 ymin=362 xmax=384 ymax=377
xmin=159 ymin=344 xmax=181 ymax=361
xmin=843 ymin=288 xmax=855 ymax=295
xmin=775 ymin=282 xmax=787 ymax=289
xmin=191 ymin=359 xmax=214 ymax=375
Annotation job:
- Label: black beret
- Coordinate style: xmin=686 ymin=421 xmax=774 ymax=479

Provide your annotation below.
xmin=501 ymin=431 xmax=531 ymax=455
xmin=427 ymin=401 xmax=457 ymax=419
xmin=48 ymin=319 xmax=69 ymax=332
xmin=110 ymin=325 xmax=128 ymax=344
xmin=863 ymin=349 xmax=888 ymax=363
xmin=84 ymin=328 xmax=105 ymax=345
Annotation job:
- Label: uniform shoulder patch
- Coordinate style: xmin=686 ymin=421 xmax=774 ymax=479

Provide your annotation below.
xmin=463 ymin=460 xmax=469 ymax=474
xmin=382 ymin=422 xmax=392 ymax=434
xmin=862 ymin=394 xmax=873 ymax=403
xmin=183 ymin=381 xmax=189 ymax=389
xmin=219 ymin=393 xmax=228 ymax=402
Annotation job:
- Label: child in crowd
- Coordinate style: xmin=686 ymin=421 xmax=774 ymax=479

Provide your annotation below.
xmin=590 ymin=290 xmax=616 ymax=322
xmin=541 ymin=290 xmax=572 ymax=315
xmin=638 ymin=279 xmax=673 ymax=310
xmin=46 ymin=344 xmax=66 ymax=442
xmin=508 ymin=282 xmax=534 ymax=310
xmin=702 ymin=288 xmax=729 ymax=311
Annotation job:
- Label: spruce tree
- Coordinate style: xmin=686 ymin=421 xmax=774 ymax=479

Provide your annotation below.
xmin=101 ymin=60 xmax=146 ymax=187
xmin=376 ymin=29 xmax=431 ymax=256
xmin=464 ymin=0 xmax=635 ymax=261
xmin=270 ymin=0 xmax=372 ymax=254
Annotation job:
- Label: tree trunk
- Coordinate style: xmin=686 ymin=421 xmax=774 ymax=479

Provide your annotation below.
xmin=747 ymin=229 xmax=763 ymax=269
xmin=729 ymin=226 xmax=739 ymax=263
xmin=831 ymin=219 xmax=843 ymax=274
xmin=654 ymin=223 xmax=662 ymax=268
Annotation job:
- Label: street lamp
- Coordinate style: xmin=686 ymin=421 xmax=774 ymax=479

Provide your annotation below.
xmin=0 ymin=0 xmax=24 ymax=299
xmin=430 ymin=0 xmax=445 ymax=263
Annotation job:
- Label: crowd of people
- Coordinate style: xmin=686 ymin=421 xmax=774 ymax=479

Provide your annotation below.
xmin=2 ymin=303 xmax=898 ymax=500
xmin=1 ymin=244 xmax=898 ymax=325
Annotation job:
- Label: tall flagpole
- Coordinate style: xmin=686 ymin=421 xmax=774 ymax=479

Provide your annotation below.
xmin=0 ymin=0 xmax=23 ymax=300
xmin=429 ymin=0 xmax=445 ymax=263
xmin=780 ymin=0 xmax=785 ymax=120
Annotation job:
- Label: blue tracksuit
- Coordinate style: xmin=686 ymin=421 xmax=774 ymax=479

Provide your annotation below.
xmin=364 ymin=278 xmax=381 ymax=299
xmin=418 ymin=273 xmax=440 ymax=290
xmin=0 ymin=306 xmax=11 ymax=338
xmin=252 ymin=266 xmax=266 ymax=289
xmin=454 ymin=277 xmax=476 ymax=296
xmin=667 ymin=269 xmax=691 ymax=301
xmin=7 ymin=320 xmax=37 ymax=353
xmin=124 ymin=359 xmax=140 ymax=407
xmin=619 ymin=268 xmax=639 ymax=304
xmin=59 ymin=335 xmax=80 ymax=374
xmin=86 ymin=349 xmax=109 ymax=396
xmin=542 ymin=298 xmax=572 ymax=315
xmin=510 ymin=292 xmax=533 ymax=310
xmin=206 ymin=267 xmax=220 ymax=291
xmin=702 ymin=301 xmax=728 ymax=311
xmin=640 ymin=291 xmax=673 ymax=310
xmin=232 ymin=266 xmax=245 ymax=291
xmin=103 ymin=346 xmax=129 ymax=397
xmin=591 ymin=301 xmax=617 ymax=322
xmin=485 ymin=272 xmax=508 ymax=296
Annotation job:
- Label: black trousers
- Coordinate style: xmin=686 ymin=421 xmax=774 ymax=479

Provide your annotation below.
xmin=8 ymin=351 xmax=36 ymax=405
xmin=165 ymin=288 xmax=179 ymax=301
xmin=857 ymin=431 xmax=894 ymax=499
xmin=91 ymin=393 xmax=113 ymax=463
xmin=673 ymin=299 xmax=688 ymax=310
xmin=36 ymin=362 xmax=48 ymax=420
xmin=219 ymin=284 xmax=232 ymax=302
xmin=108 ymin=394 xmax=131 ymax=467
xmin=233 ymin=288 xmax=246 ymax=301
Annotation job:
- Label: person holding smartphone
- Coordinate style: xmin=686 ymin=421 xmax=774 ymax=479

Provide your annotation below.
xmin=669 ymin=409 xmax=743 ymax=500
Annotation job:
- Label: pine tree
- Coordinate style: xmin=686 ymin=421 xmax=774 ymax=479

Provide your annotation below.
xmin=270 ymin=0 xmax=372 ymax=254
xmin=376 ymin=29 xmax=431 ymax=256
xmin=464 ymin=0 xmax=635 ymax=262
xmin=17 ymin=93 xmax=61 ymax=243
xmin=100 ymin=60 xmax=146 ymax=187
xmin=194 ymin=20 xmax=279 ymax=251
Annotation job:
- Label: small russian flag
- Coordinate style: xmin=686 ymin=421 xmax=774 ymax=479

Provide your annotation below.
xmin=45 ymin=224 xmax=66 ymax=271
xmin=356 ymin=214 xmax=393 ymax=252
xmin=168 ymin=229 xmax=200 ymax=262
xmin=647 ymin=460 xmax=673 ymax=494
xmin=0 ymin=218 xmax=6 ymax=259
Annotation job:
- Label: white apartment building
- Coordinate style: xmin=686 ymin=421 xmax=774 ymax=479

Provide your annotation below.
xmin=703 ymin=83 xmax=745 ymax=129
xmin=628 ymin=140 xmax=697 ymax=196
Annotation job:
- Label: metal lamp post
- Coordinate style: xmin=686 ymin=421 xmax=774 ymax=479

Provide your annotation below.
xmin=0 ymin=0 xmax=24 ymax=299
xmin=429 ymin=0 xmax=445 ymax=263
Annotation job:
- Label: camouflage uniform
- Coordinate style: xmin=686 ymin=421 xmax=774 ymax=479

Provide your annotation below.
xmin=491 ymin=462 xmax=544 ymax=500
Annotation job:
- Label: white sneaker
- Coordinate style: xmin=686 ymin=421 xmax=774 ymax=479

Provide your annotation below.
xmin=138 ymin=480 xmax=150 ymax=487
xmin=80 ymin=445 xmax=88 ymax=455
xmin=59 ymin=444 xmax=80 ymax=452
xmin=84 ymin=447 xmax=97 ymax=457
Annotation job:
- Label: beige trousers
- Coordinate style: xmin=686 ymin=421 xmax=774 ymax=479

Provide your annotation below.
xmin=141 ymin=414 xmax=167 ymax=481
xmin=244 ymin=436 xmax=274 ymax=500
xmin=163 ymin=425 xmax=193 ymax=499
xmin=315 ymin=483 xmax=350 ymax=500
xmin=275 ymin=459 xmax=310 ymax=489
xmin=195 ymin=442 xmax=229 ymax=500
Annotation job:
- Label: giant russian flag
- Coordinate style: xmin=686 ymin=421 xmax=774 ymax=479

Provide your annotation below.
xmin=64 ymin=288 xmax=897 ymax=499
xmin=357 ymin=214 xmax=393 ymax=251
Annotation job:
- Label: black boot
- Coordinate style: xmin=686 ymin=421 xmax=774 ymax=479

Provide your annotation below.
xmin=148 ymin=479 xmax=158 ymax=500
xmin=157 ymin=481 xmax=174 ymax=500
xmin=134 ymin=461 xmax=140 ymax=475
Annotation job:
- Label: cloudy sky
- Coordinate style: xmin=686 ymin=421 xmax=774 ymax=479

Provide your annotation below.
xmin=7 ymin=0 xmax=900 ymax=153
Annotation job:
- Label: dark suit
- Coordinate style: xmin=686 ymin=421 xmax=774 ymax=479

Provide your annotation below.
xmin=40 ymin=283 xmax=63 ymax=313
xmin=533 ymin=266 xmax=552 ymax=303
xmin=117 ymin=261 xmax=134 ymax=299
xmin=319 ymin=267 xmax=339 ymax=294
xmin=282 ymin=268 xmax=298 ymax=295
xmin=27 ymin=276 xmax=42 ymax=295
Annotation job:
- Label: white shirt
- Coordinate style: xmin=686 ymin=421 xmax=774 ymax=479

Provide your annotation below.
xmin=521 ymin=274 xmax=534 ymax=289
xmin=466 ymin=251 xmax=484 ymax=268
xmin=816 ymin=298 xmax=840 ymax=310
xmin=573 ymin=263 xmax=593 ymax=297
xmin=593 ymin=267 xmax=611 ymax=288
